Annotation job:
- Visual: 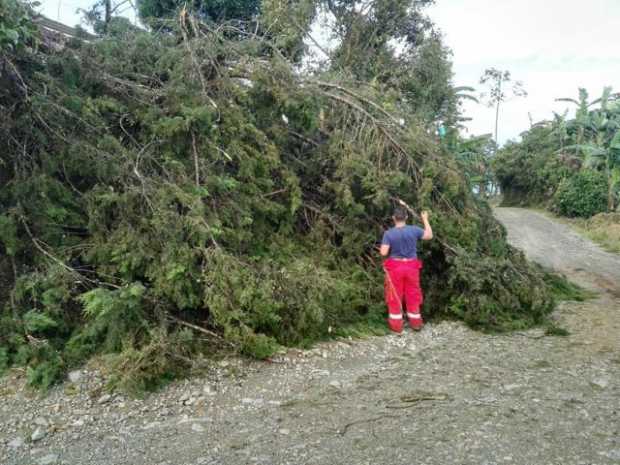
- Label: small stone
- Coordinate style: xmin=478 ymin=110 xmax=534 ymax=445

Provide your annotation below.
xmin=97 ymin=394 xmax=112 ymax=405
xmin=8 ymin=436 xmax=25 ymax=448
xmin=329 ymin=380 xmax=341 ymax=389
xmin=179 ymin=392 xmax=190 ymax=402
xmin=191 ymin=423 xmax=205 ymax=432
xmin=278 ymin=428 xmax=290 ymax=435
xmin=33 ymin=417 xmax=49 ymax=427
xmin=38 ymin=453 xmax=59 ymax=465
xmin=68 ymin=370 xmax=82 ymax=383
xmin=591 ymin=378 xmax=609 ymax=389
xmin=219 ymin=360 xmax=230 ymax=368
xmin=241 ymin=398 xmax=254 ymax=404
xmin=203 ymin=385 xmax=215 ymax=395
xmin=31 ymin=427 xmax=47 ymax=442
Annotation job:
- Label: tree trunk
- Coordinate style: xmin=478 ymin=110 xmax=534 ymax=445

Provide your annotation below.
xmin=608 ymin=166 xmax=615 ymax=212
xmin=494 ymin=76 xmax=503 ymax=144
xmin=104 ymin=0 xmax=112 ymax=33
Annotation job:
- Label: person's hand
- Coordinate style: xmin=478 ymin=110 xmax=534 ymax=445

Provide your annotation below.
xmin=421 ymin=211 xmax=429 ymax=222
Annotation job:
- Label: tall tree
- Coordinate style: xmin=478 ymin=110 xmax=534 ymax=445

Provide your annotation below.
xmin=137 ymin=0 xmax=261 ymax=23
xmin=479 ymin=68 xmax=527 ymax=144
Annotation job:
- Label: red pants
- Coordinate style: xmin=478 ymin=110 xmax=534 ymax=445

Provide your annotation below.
xmin=383 ymin=258 xmax=423 ymax=332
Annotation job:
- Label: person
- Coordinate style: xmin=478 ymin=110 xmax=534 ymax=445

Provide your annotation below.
xmin=379 ymin=206 xmax=433 ymax=332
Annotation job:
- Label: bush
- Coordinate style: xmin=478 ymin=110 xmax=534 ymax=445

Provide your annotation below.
xmin=552 ymin=170 xmax=608 ymax=218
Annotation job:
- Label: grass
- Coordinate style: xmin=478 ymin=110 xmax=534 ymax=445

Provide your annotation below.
xmin=539 ymin=210 xmax=620 ymax=255
xmin=540 ymin=269 xmax=596 ymax=337
xmin=542 ymin=270 xmax=596 ymax=302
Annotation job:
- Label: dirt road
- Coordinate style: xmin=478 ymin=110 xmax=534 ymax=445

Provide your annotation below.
xmin=1 ymin=208 xmax=619 ymax=465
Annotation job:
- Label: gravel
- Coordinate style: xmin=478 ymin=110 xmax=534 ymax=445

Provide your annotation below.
xmin=0 ymin=208 xmax=618 ymax=465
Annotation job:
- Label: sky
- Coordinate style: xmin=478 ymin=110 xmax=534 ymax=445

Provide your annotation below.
xmin=38 ymin=0 xmax=620 ymax=144
xmin=428 ymin=0 xmax=620 ymax=143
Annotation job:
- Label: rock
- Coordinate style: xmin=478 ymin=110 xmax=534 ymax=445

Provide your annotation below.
xmin=591 ymin=378 xmax=609 ymax=389
xmin=31 ymin=427 xmax=47 ymax=442
xmin=203 ymin=384 xmax=215 ymax=395
xmin=191 ymin=423 xmax=205 ymax=432
xmin=179 ymin=392 xmax=190 ymax=402
xmin=68 ymin=370 xmax=82 ymax=383
xmin=278 ymin=428 xmax=290 ymax=435
xmin=504 ymin=384 xmax=521 ymax=392
xmin=8 ymin=436 xmax=25 ymax=448
xmin=97 ymin=394 xmax=112 ymax=405
xmin=599 ymin=449 xmax=620 ymax=460
xmin=329 ymin=380 xmax=341 ymax=389
xmin=33 ymin=416 xmax=49 ymax=427
xmin=37 ymin=453 xmax=59 ymax=465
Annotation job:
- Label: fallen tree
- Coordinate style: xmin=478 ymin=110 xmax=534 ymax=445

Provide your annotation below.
xmin=0 ymin=3 xmax=554 ymax=391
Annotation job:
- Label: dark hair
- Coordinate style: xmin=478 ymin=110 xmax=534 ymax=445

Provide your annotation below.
xmin=393 ymin=206 xmax=408 ymax=221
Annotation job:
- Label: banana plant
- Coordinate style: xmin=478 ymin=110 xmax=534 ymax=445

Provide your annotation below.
xmin=563 ymin=130 xmax=620 ymax=210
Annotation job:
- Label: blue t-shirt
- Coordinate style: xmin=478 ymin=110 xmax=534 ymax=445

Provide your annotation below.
xmin=381 ymin=225 xmax=424 ymax=259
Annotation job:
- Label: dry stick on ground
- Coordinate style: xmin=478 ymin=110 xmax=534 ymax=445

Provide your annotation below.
xmin=338 ymin=414 xmax=400 ymax=436
xmin=167 ymin=315 xmax=238 ymax=349
xmin=385 ymin=392 xmax=450 ymax=409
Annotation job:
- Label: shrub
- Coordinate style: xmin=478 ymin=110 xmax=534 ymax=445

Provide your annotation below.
xmin=552 ymin=170 xmax=608 ymax=218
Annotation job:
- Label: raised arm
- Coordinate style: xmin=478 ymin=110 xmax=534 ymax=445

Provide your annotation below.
xmin=421 ymin=211 xmax=433 ymax=240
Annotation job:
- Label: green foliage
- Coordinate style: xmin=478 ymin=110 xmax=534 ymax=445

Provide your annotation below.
xmin=442 ymin=251 xmax=553 ymax=332
xmin=552 ymin=170 xmax=608 ymax=218
xmin=0 ymin=0 xmax=38 ymax=52
xmin=23 ymin=310 xmax=59 ymax=333
xmin=542 ymin=270 xmax=593 ymax=302
xmin=493 ymin=129 xmax=571 ymax=206
xmin=0 ymin=347 xmax=8 ymax=374
xmin=494 ymin=87 xmax=620 ymax=214
xmin=0 ymin=6 xmax=555 ymax=392
xmin=106 ymin=327 xmax=195 ymax=394
xmin=138 ymin=0 xmax=261 ymax=23
xmin=0 ymin=214 xmax=19 ymax=255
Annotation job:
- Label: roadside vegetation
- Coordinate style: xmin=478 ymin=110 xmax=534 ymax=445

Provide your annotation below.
xmin=1 ymin=0 xmax=559 ymax=392
xmin=555 ymin=213 xmax=620 ymax=255
xmin=493 ymin=87 xmax=620 ymax=218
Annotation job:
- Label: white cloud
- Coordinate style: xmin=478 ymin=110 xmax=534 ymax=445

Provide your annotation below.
xmin=429 ymin=0 xmax=620 ymax=143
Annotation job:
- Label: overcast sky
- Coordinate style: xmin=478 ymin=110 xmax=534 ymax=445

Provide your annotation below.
xmin=428 ymin=0 xmax=620 ymax=143
xmin=39 ymin=0 xmax=620 ymax=144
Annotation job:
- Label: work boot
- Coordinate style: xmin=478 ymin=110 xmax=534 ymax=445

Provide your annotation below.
xmin=407 ymin=312 xmax=423 ymax=331
xmin=388 ymin=312 xmax=404 ymax=333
